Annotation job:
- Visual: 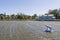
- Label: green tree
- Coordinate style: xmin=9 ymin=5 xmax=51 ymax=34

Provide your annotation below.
xmin=6 ymin=15 xmax=10 ymax=20
xmin=48 ymin=9 xmax=60 ymax=19
xmin=11 ymin=14 xmax=16 ymax=20
xmin=32 ymin=14 xmax=37 ymax=19
xmin=0 ymin=14 xmax=5 ymax=20
xmin=0 ymin=16 xmax=4 ymax=20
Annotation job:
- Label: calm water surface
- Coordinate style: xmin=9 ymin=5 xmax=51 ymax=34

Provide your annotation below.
xmin=0 ymin=21 xmax=60 ymax=40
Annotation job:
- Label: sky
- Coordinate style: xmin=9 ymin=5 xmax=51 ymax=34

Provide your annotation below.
xmin=0 ymin=0 xmax=60 ymax=16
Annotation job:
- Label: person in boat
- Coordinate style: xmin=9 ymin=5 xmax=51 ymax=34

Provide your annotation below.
xmin=45 ymin=25 xmax=52 ymax=32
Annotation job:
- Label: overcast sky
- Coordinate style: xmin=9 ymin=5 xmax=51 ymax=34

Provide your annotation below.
xmin=0 ymin=0 xmax=60 ymax=15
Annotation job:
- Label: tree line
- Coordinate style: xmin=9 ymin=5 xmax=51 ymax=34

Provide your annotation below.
xmin=45 ymin=9 xmax=60 ymax=19
xmin=0 ymin=13 xmax=37 ymax=20
xmin=0 ymin=8 xmax=60 ymax=20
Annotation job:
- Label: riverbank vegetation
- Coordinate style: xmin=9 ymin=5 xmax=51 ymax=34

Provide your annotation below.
xmin=0 ymin=9 xmax=60 ymax=21
xmin=0 ymin=13 xmax=37 ymax=20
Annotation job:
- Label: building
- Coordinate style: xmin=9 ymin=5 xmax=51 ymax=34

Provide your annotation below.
xmin=36 ymin=14 xmax=55 ymax=21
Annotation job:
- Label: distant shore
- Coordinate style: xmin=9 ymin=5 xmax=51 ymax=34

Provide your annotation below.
xmin=0 ymin=19 xmax=60 ymax=21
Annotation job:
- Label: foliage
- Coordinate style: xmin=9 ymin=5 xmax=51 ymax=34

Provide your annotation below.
xmin=0 ymin=13 xmax=34 ymax=20
xmin=47 ymin=9 xmax=60 ymax=19
xmin=32 ymin=14 xmax=37 ymax=19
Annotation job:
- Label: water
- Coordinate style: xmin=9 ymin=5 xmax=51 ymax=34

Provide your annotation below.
xmin=0 ymin=21 xmax=60 ymax=40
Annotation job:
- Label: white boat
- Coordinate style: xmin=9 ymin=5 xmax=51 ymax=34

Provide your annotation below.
xmin=45 ymin=25 xmax=53 ymax=32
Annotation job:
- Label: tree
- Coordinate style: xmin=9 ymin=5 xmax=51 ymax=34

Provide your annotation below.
xmin=0 ymin=16 xmax=4 ymax=20
xmin=16 ymin=14 xmax=22 ymax=19
xmin=11 ymin=14 xmax=16 ymax=20
xmin=48 ymin=9 xmax=60 ymax=19
xmin=32 ymin=14 xmax=37 ymax=19
xmin=6 ymin=15 xmax=10 ymax=20
xmin=0 ymin=14 xmax=5 ymax=20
